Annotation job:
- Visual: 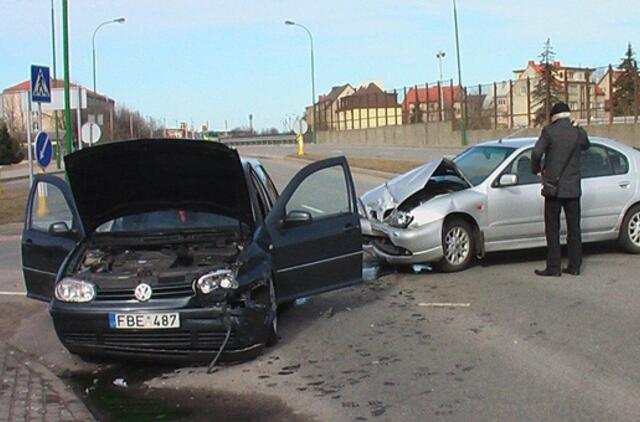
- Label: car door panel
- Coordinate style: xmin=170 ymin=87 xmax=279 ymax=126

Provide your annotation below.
xmin=580 ymin=145 xmax=634 ymax=234
xmin=21 ymin=175 xmax=84 ymax=301
xmin=485 ymin=149 xmax=545 ymax=246
xmin=265 ymin=157 xmax=362 ymax=302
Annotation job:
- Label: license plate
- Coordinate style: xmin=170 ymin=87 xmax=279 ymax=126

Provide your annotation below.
xmin=108 ymin=313 xmax=180 ymax=329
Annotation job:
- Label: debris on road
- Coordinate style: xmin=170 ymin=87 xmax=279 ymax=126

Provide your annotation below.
xmin=323 ymin=307 xmax=335 ymax=318
xmin=113 ymin=378 xmax=128 ymax=388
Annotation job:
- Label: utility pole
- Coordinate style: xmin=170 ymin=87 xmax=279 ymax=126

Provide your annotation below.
xmin=453 ymin=0 xmax=467 ymax=145
xmin=437 ymin=50 xmax=446 ymax=121
xmin=62 ymin=0 xmax=73 ymax=156
xmin=51 ymin=0 xmax=61 ymax=168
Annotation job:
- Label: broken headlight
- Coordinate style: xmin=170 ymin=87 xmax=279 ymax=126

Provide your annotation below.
xmin=386 ymin=210 xmax=414 ymax=228
xmin=195 ymin=269 xmax=238 ymax=294
xmin=55 ymin=277 xmax=96 ymax=303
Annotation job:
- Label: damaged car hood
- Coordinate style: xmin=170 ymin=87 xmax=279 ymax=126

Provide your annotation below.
xmin=361 ymin=158 xmax=467 ymax=220
xmin=65 ymin=139 xmax=254 ymax=234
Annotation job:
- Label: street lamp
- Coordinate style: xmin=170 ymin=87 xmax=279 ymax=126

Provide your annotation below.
xmin=92 ymin=17 xmax=125 ymax=93
xmin=452 ymin=0 xmax=466 ymax=145
xmin=436 ymin=50 xmax=446 ymax=120
xmin=285 ymin=20 xmax=316 ymax=144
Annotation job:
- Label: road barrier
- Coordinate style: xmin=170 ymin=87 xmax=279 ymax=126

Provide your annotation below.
xmin=220 ymin=134 xmax=297 ymax=146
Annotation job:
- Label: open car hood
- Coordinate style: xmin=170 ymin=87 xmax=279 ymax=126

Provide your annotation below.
xmin=64 ymin=139 xmax=253 ymax=234
xmin=360 ymin=158 xmax=467 ymax=221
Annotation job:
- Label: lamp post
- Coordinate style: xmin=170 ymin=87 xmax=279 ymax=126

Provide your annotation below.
xmin=285 ymin=20 xmax=316 ymax=144
xmin=92 ymin=17 xmax=125 ymax=93
xmin=436 ymin=50 xmax=446 ymax=121
xmin=453 ymin=0 xmax=466 ymax=145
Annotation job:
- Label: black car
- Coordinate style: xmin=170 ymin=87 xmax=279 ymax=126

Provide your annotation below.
xmin=22 ymin=139 xmax=362 ymax=362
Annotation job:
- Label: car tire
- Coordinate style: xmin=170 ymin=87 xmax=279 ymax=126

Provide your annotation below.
xmin=253 ymin=279 xmax=278 ymax=347
xmin=619 ymin=204 xmax=640 ymax=254
xmin=437 ymin=217 xmax=475 ymax=272
xmin=265 ymin=280 xmax=278 ymax=347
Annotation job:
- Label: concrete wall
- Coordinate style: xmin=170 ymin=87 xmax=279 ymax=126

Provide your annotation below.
xmin=318 ymin=122 xmax=640 ymax=149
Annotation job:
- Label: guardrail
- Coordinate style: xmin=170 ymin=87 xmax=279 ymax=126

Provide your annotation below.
xmin=220 ymin=134 xmax=297 ymax=146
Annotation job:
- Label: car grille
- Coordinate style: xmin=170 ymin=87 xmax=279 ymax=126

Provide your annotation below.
xmin=95 ymin=282 xmax=194 ymax=301
xmin=64 ymin=331 xmax=238 ymax=352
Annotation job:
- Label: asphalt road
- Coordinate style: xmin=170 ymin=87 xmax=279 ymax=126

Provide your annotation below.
xmin=1 ymin=154 xmax=640 ymax=420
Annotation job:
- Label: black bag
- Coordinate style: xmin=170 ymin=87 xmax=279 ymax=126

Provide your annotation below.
xmin=541 ymin=132 xmax=580 ymax=198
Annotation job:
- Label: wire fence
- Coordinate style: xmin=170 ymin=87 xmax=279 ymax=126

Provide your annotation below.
xmin=312 ymin=64 xmax=640 ymax=133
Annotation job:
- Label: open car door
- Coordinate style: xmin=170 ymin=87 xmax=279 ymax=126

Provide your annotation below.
xmin=265 ymin=157 xmax=362 ymax=303
xmin=21 ymin=174 xmax=84 ymax=301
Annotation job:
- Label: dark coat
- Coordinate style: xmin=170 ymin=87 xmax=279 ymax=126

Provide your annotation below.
xmin=531 ymin=118 xmax=591 ymax=198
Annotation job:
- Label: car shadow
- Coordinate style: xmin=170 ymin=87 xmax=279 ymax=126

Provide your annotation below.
xmin=478 ymin=240 xmax=621 ymax=268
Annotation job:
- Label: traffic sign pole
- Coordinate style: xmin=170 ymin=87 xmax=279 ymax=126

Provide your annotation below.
xmin=26 ymin=96 xmax=34 ymax=187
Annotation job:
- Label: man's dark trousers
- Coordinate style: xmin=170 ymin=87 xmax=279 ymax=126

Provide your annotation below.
xmin=544 ymin=197 xmax=582 ymax=272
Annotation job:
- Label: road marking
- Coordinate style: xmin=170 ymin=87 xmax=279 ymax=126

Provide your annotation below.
xmin=301 ymin=204 xmax=325 ymax=214
xmin=0 ymin=291 xmax=26 ymax=296
xmin=418 ymin=302 xmax=470 ymax=308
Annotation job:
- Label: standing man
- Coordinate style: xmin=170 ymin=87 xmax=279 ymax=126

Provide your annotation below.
xmin=531 ymin=102 xmax=590 ymax=277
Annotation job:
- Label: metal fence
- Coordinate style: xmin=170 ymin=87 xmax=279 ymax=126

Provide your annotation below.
xmin=313 ymin=64 xmax=639 ymax=132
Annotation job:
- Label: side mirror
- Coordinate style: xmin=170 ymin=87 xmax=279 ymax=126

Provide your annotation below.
xmin=498 ymin=174 xmax=518 ymax=187
xmin=282 ymin=210 xmax=312 ymax=228
xmin=49 ymin=221 xmax=71 ymax=236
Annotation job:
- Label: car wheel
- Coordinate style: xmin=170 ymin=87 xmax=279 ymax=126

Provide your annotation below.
xmin=438 ymin=218 xmax=475 ymax=272
xmin=265 ymin=280 xmax=278 ymax=346
xmin=254 ymin=279 xmax=278 ymax=347
xmin=620 ymin=204 xmax=640 ymax=254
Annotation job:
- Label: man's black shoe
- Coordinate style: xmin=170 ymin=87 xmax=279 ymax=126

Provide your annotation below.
xmin=562 ymin=267 xmax=580 ymax=276
xmin=534 ymin=269 xmax=561 ymax=277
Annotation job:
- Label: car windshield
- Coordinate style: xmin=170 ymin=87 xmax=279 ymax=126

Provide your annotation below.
xmin=95 ymin=210 xmax=245 ymax=234
xmin=453 ymin=146 xmax=517 ymax=185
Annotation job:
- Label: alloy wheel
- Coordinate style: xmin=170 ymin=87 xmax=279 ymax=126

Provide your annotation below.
xmin=628 ymin=212 xmax=640 ymax=247
xmin=444 ymin=226 xmax=470 ymax=266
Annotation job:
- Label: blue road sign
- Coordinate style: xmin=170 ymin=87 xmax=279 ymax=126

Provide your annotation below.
xmin=30 ymin=65 xmax=51 ymax=103
xmin=34 ymin=132 xmax=53 ymax=168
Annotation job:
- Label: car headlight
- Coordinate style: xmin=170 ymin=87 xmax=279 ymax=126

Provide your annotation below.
xmin=195 ymin=269 xmax=238 ymax=294
xmin=54 ymin=277 xmax=96 ymax=303
xmin=386 ymin=210 xmax=414 ymax=228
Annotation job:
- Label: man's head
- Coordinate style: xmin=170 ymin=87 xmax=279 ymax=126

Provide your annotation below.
xmin=550 ymin=102 xmax=571 ymax=122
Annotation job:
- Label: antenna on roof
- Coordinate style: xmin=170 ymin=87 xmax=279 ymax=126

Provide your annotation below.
xmin=498 ymin=126 xmax=530 ymax=143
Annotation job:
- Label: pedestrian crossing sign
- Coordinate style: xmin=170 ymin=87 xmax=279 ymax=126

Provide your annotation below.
xmin=30 ymin=65 xmax=51 ymax=103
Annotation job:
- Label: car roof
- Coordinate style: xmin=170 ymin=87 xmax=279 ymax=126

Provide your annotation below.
xmin=477 ymin=136 xmax=636 ymax=153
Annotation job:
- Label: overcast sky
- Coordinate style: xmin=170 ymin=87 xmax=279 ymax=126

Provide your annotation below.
xmin=2 ymin=0 xmax=638 ymax=131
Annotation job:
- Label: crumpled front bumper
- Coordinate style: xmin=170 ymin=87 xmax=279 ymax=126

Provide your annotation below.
xmin=50 ymin=300 xmax=269 ymax=363
xmin=360 ymin=217 xmax=444 ymax=264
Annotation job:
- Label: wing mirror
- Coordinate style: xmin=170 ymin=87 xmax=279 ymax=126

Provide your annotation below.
xmin=499 ymin=174 xmax=518 ymax=187
xmin=282 ymin=210 xmax=312 ymax=228
xmin=48 ymin=221 xmax=72 ymax=236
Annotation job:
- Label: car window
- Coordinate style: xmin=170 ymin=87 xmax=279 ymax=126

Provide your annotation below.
xmin=606 ymin=147 xmax=629 ymax=175
xmin=581 ymin=145 xmax=613 ymax=178
xmin=255 ymin=165 xmax=279 ymax=204
xmin=453 ymin=146 xmax=516 ymax=186
xmin=504 ymin=149 xmax=540 ymax=185
xmin=30 ymin=182 xmax=74 ymax=232
xmin=250 ymin=170 xmax=270 ymax=219
xmin=285 ymin=165 xmax=350 ymax=220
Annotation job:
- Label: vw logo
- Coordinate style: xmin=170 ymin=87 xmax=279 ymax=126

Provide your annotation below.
xmin=134 ymin=283 xmax=153 ymax=302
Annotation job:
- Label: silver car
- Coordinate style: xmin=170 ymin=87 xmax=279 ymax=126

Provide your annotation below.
xmin=360 ymin=137 xmax=640 ymax=272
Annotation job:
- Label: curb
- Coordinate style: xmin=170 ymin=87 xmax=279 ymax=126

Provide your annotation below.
xmin=0 ymin=341 xmax=95 ymax=421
